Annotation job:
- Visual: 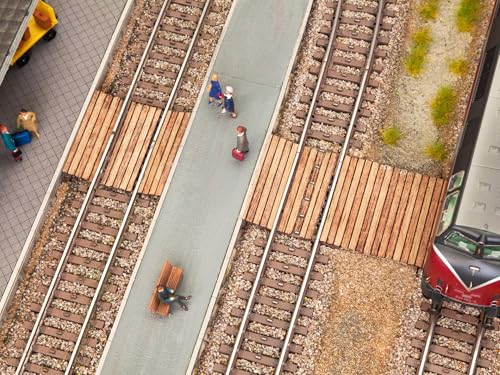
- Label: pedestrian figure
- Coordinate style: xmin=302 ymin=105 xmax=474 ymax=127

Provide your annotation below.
xmin=16 ymin=109 xmax=39 ymax=139
xmin=207 ymin=74 xmax=223 ymax=107
xmin=236 ymin=125 xmax=249 ymax=153
xmin=0 ymin=124 xmax=22 ymax=162
xmin=156 ymin=285 xmax=191 ymax=311
xmin=222 ymin=86 xmax=237 ymax=118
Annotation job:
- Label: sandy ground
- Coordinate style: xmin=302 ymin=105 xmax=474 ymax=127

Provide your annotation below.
xmin=367 ymin=0 xmax=496 ymax=177
xmin=313 ymin=248 xmax=419 ymax=375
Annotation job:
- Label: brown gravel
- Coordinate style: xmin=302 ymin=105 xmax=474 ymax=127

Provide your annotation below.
xmin=313 ymin=247 xmax=418 ymax=375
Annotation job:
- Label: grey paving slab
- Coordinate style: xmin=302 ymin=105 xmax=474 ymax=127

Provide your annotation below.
xmin=100 ymin=1 xmax=309 ymax=374
xmin=0 ymin=0 xmax=126 ymax=296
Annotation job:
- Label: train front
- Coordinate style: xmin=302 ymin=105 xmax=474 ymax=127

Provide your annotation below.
xmin=422 ymin=225 xmax=500 ymax=319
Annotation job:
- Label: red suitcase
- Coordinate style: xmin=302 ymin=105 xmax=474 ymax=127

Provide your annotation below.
xmin=232 ymin=148 xmax=245 ymax=161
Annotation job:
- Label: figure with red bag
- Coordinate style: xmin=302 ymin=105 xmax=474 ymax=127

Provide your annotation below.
xmin=232 ymin=125 xmax=249 ymax=161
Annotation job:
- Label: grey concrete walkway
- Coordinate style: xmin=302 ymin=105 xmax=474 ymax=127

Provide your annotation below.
xmin=99 ymin=1 xmax=309 ymax=374
xmin=0 ymin=0 xmax=126 ymax=295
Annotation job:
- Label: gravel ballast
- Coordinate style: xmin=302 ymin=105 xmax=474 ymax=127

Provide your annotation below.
xmin=0 ymin=180 xmax=158 ymax=374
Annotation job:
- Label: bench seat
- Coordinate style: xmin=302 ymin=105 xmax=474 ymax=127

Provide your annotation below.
xmin=149 ymin=260 xmax=183 ymax=316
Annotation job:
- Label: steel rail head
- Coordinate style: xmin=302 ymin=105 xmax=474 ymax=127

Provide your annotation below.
xmin=467 ymin=312 xmax=487 ymax=375
xmin=417 ymin=306 xmax=440 ymax=375
xmin=64 ymin=1 xmax=215 ymax=373
xmin=14 ymin=1 xmax=178 ymax=374
xmin=152 ymin=0 xmax=215 ymax=138
xmin=223 ymin=2 xmax=344 ymax=374
xmin=274 ymin=1 xmax=386 ymax=374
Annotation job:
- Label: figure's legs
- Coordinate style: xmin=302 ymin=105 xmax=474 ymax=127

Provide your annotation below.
xmin=176 ymin=299 xmax=189 ymax=311
xmin=176 ymin=295 xmax=191 ymax=311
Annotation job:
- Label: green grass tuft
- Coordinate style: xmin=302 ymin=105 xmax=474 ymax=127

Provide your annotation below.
xmin=456 ymin=0 xmax=482 ymax=32
xmin=419 ymin=0 xmax=440 ymax=20
xmin=425 ymin=140 xmax=448 ymax=161
xmin=404 ymin=28 xmax=432 ymax=76
xmin=448 ymin=58 xmax=468 ymax=76
xmin=380 ymin=126 xmax=402 ymax=145
xmin=431 ymin=86 xmax=457 ymax=127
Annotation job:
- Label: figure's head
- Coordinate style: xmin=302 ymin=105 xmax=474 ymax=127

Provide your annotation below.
xmin=236 ymin=125 xmax=246 ymax=134
xmin=156 ymin=285 xmax=164 ymax=293
xmin=0 ymin=124 xmax=8 ymax=133
xmin=211 ymin=73 xmax=218 ymax=81
xmin=20 ymin=108 xmax=27 ymax=113
xmin=225 ymin=86 xmax=234 ymax=95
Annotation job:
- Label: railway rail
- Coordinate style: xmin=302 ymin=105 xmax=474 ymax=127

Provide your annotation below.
xmin=408 ymin=301 xmax=498 ymax=375
xmin=291 ymin=0 xmax=396 ymax=149
xmin=212 ymin=0 xmax=396 ymax=373
xmin=8 ymin=0 xmax=222 ymax=374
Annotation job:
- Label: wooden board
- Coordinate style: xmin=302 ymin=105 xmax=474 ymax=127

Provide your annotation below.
xmin=322 ymin=158 xmax=445 ymax=267
xmin=103 ymin=102 xmax=163 ymax=191
xmin=63 ymin=91 xmax=123 ymax=178
xmin=243 ymin=135 xmax=446 ymax=267
xmin=245 ymin=136 xmax=280 ymax=223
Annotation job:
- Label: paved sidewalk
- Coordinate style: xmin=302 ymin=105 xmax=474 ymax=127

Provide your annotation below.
xmin=0 ymin=0 xmax=126 ymax=295
xmin=99 ymin=0 xmax=309 ymax=374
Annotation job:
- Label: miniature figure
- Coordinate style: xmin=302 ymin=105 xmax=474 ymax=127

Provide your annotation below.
xmin=0 ymin=124 xmax=22 ymax=161
xmin=207 ymin=73 xmax=223 ymax=106
xmin=222 ymin=86 xmax=237 ymax=118
xmin=16 ymin=109 xmax=40 ymax=139
xmin=236 ymin=125 xmax=249 ymax=153
xmin=156 ymin=285 xmax=191 ymax=311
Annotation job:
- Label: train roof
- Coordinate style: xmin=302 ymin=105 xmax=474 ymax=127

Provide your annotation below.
xmin=455 ymin=49 xmax=500 ymax=234
xmin=0 ymin=0 xmax=37 ymax=86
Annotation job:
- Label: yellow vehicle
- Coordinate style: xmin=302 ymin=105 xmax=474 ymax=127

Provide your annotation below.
xmin=11 ymin=0 xmax=58 ymax=67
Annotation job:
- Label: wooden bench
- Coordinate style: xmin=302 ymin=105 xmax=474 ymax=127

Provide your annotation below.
xmin=149 ymin=261 xmax=183 ymax=316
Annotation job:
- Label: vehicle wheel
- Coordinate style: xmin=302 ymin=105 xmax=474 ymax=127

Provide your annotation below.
xmin=43 ymin=29 xmax=57 ymax=41
xmin=16 ymin=52 xmax=31 ymax=67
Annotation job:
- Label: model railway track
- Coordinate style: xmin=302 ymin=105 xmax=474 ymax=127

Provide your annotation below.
xmin=216 ymin=1 xmax=390 ymax=374
xmin=408 ymin=301 xmax=498 ymax=375
xmin=120 ymin=0 xmax=223 ymax=110
xmin=292 ymin=0 xmax=396 ymax=148
xmin=9 ymin=1 xmax=216 ymax=374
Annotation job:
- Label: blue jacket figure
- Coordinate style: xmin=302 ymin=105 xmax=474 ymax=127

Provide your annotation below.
xmin=0 ymin=124 xmax=22 ymax=161
xmin=207 ymin=74 xmax=223 ymax=106
xmin=156 ymin=285 xmax=191 ymax=311
xmin=222 ymin=86 xmax=237 ymax=118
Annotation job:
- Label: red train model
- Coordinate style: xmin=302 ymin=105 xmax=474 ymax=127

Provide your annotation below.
xmin=421 ymin=6 xmax=500 ymax=325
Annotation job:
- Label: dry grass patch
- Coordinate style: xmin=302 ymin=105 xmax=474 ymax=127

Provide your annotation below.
xmin=456 ymin=0 xmax=483 ymax=32
xmin=425 ymin=140 xmax=448 ymax=161
xmin=404 ymin=27 xmax=432 ymax=76
xmin=380 ymin=125 xmax=402 ymax=145
xmin=419 ymin=0 xmax=440 ymax=20
xmin=448 ymin=58 xmax=468 ymax=76
xmin=430 ymin=85 xmax=457 ymax=127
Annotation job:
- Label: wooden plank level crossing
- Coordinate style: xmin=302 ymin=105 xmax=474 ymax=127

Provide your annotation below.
xmin=63 ymin=91 xmax=190 ymax=196
xmin=244 ymin=136 xmax=447 ymax=268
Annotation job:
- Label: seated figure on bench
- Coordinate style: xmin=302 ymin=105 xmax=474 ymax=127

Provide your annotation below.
xmin=156 ymin=285 xmax=191 ymax=311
